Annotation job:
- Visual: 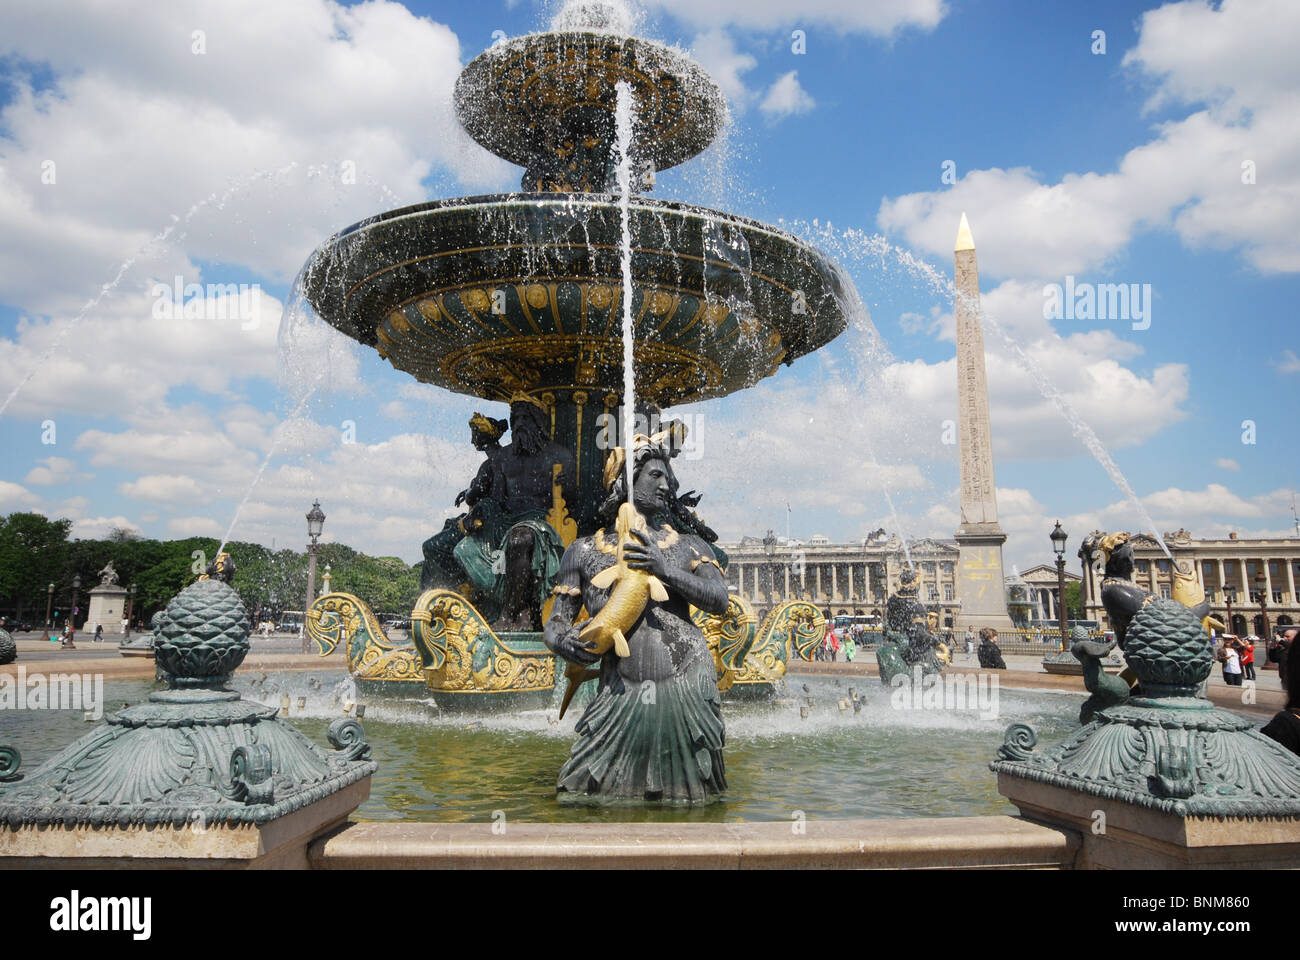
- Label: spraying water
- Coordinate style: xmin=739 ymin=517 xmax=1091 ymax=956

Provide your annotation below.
xmin=789 ymin=221 xmax=1173 ymax=559
xmin=0 ymin=163 xmax=300 ymax=419
xmin=613 ymin=80 xmax=637 ymax=500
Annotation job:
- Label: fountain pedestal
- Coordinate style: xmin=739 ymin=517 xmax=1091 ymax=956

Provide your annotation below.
xmin=0 ymin=563 xmax=377 ymax=869
xmin=991 ymin=597 xmax=1300 ymax=868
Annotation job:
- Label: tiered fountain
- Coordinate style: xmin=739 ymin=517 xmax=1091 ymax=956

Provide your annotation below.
xmin=300 ymin=2 xmax=852 ymax=706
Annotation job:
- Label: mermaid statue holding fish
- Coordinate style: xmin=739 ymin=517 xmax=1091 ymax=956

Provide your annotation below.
xmin=544 ymin=428 xmax=730 ymax=804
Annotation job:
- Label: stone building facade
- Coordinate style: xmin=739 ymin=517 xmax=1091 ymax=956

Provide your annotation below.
xmin=1080 ymin=529 xmax=1300 ymax=637
xmin=718 ymin=531 xmax=961 ymax=627
xmin=1018 ymin=563 xmax=1082 ymax=624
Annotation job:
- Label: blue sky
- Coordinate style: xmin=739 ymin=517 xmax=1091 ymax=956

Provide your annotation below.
xmin=0 ymin=0 xmax=1296 ymax=573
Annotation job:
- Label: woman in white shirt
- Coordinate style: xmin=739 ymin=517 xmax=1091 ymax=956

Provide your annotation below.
xmin=1223 ymin=643 xmax=1243 ymax=686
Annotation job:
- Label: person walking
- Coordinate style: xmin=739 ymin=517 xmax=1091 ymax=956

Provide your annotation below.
xmin=844 ymin=629 xmax=856 ymax=663
xmin=93 ymin=624 xmax=103 ymax=643
xmin=1241 ymin=635 xmax=1256 ymax=682
xmin=61 ymin=621 xmax=76 ymax=649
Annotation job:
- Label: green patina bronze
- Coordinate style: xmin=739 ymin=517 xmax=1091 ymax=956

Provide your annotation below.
xmin=0 ymin=628 xmax=15 ymax=666
xmin=992 ymin=597 xmax=1300 ymax=817
xmin=875 ymin=568 xmax=946 ymax=686
xmin=0 ymin=564 xmax=376 ymax=829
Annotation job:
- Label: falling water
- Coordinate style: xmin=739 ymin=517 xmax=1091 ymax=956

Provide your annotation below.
xmin=790 ymin=222 xmax=1173 ymax=560
xmin=613 ymin=80 xmax=637 ymax=501
xmin=0 ymin=162 xmax=300 ymax=418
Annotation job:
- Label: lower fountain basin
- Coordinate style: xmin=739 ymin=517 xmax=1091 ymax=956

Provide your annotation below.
xmin=301 ymin=193 xmax=859 ymax=406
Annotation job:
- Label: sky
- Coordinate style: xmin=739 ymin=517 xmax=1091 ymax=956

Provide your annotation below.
xmin=0 ymin=0 xmax=1297 ymax=576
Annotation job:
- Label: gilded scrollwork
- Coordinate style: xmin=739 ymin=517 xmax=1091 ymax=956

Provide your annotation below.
xmin=306 ymin=592 xmax=423 ymax=684
xmin=691 ymin=595 xmax=758 ymax=692
xmin=411 ymin=588 xmax=556 ymax=694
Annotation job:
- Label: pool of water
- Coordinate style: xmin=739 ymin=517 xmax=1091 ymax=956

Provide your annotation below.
xmin=0 ymin=670 xmax=1098 ymax=823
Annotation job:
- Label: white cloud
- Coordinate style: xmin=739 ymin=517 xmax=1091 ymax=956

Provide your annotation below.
xmin=1276 ymin=349 xmax=1300 ymax=374
xmin=119 ymin=474 xmax=208 ymax=505
xmin=69 ymin=516 xmax=141 ymax=540
xmin=1216 ymin=458 xmax=1241 ymax=472
xmin=0 ymin=0 xmax=514 ymax=319
xmin=645 ymin=0 xmax=946 ymax=34
xmin=0 ymin=481 xmax=40 ymax=511
xmin=688 ymin=30 xmax=758 ymax=110
xmin=877 ymin=0 xmax=1300 ymax=278
xmin=759 ymin=71 xmax=815 ymax=121
xmin=166 ymin=516 xmax=225 ymax=538
xmin=23 ymin=456 xmax=91 ymax=486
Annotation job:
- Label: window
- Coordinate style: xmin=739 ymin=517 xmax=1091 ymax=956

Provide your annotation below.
xmin=944 ymin=585 xmax=954 ymax=601
xmin=1202 ymin=561 xmax=1215 ymax=577
xmin=1269 ymin=561 xmax=1280 ymax=575
xmin=1160 ymin=585 xmax=1171 ymax=599
xmin=928 ymin=585 xmax=938 ymax=601
xmin=1247 ymin=561 xmax=1258 ymax=576
xmin=1275 ymin=591 xmax=1285 ymax=604
xmin=923 ymin=562 xmax=936 ymax=574
xmin=1137 ymin=560 xmax=1150 ymax=573
xmin=1225 ymin=561 xmax=1236 ymax=575
xmin=1206 ymin=588 xmax=1216 ymax=601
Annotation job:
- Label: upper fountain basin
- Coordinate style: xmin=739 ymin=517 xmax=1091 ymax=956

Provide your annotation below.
xmin=301 ymin=193 xmax=859 ymax=407
xmin=456 ymin=31 xmax=725 ymax=192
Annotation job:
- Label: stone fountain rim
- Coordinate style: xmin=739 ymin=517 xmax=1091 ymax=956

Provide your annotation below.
xmin=309 ymin=191 xmax=850 ymax=260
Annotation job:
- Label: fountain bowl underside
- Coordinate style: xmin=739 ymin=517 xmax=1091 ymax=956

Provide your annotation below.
xmin=303 ymin=194 xmax=858 ymax=406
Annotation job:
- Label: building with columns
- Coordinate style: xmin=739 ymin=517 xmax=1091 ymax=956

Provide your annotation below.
xmin=1018 ymin=563 xmax=1082 ymax=624
xmin=1080 ymin=528 xmax=1300 ymax=637
xmin=717 ymin=530 xmax=962 ymax=627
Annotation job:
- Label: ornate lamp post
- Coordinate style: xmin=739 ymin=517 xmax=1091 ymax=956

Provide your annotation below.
xmin=762 ymin=530 xmax=777 ymax=619
xmin=124 ymin=583 xmax=137 ymax=638
xmin=1050 ymin=521 xmax=1069 ymax=649
xmin=303 ymin=500 xmax=325 ymax=653
xmin=1256 ymin=573 xmax=1270 ymax=639
xmin=1224 ymin=586 xmax=1236 ymax=636
xmin=44 ymin=582 xmax=54 ymax=630
xmin=71 ymin=574 xmax=81 ymax=630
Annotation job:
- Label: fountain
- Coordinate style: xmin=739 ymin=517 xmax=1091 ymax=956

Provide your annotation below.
xmin=298 ymin=2 xmax=849 ymax=707
xmin=0 ymin=555 xmax=376 ymax=867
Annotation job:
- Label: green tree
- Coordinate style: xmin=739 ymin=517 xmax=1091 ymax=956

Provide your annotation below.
xmin=0 ymin=513 xmax=73 ymax=621
xmin=1064 ymin=581 xmax=1083 ymax=620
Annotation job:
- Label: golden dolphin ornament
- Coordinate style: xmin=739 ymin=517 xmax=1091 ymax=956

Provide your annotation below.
xmin=558 ymin=502 xmax=669 ymax=719
xmin=1171 ymin=559 xmax=1224 ymax=636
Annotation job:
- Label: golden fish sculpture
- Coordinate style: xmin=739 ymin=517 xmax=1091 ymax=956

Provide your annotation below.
xmin=558 ymin=502 xmax=669 ymax=719
xmin=1171 ymin=559 xmax=1225 ymax=636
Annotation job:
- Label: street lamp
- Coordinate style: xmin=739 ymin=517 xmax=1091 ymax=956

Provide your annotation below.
xmin=45 ymin=582 xmax=55 ymax=630
xmin=125 ymin=583 xmax=137 ymax=638
xmin=1050 ymin=521 xmax=1069 ymax=648
xmin=304 ymin=500 xmax=326 ymax=653
xmin=1256 ymin=572 xmax=1270 ymax=639
xmin=66 ymin=574 xmax=82 ymax=645
xmin=1224 ymin=585 xmax=1236 ymax=636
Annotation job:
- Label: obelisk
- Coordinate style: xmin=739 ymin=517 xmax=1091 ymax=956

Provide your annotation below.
xmin=952 ymin=213 xmax=1012 ymax=633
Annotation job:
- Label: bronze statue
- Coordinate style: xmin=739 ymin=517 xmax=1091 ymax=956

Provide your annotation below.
xmin=544 ymin=430 xmax=729 ymax=803
xmin=422 ymin=396 xmax=575 ymax=631
xmin=420 ymin=412 xmax=508 ymax=592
